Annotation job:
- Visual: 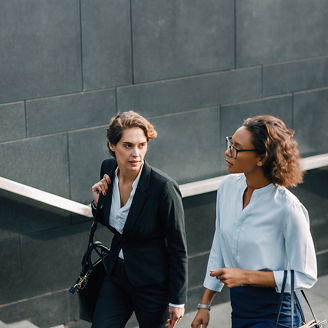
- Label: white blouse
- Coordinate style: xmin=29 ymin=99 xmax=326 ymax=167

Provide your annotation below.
xmin=204 ymin=173 xmax=317 ymax=293
xmin=109 ymin=165 xmax=143 ymax=259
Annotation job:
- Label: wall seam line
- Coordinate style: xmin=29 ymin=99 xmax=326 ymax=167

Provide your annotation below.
xmin=234 ymin=0 xmax=237 ymax=69
xmin=79 ymin=0 xmax=84 ymax=91
xmin=129 ymin=0 xmax=135 ymax=84
xmin=291 ymin=92 xmax=294 ymax=129
xmin=24 ymin=100 xmax=28 ymax=138
xmin=261 ymin=64 xmax=264 ymax=97
xmin=66 ymin=133 xmax=72 ymax=200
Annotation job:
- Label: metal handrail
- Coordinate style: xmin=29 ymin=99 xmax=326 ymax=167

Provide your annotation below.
xmin=0 ymin=153 xmax=327 ymax=217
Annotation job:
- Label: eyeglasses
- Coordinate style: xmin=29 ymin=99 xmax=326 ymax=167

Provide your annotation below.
xmin=225 ymin=136 xmax=257 ymax=159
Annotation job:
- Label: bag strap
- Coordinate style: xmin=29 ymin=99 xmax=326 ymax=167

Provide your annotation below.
xmin=276 ymin=270 xmax=318 ymax=327
xmin=88 ymin=193 xmax=104 ymax=246
xmin=276 ymin=270 xmax=288 ymax=326
xmin=300 ymin=289 xmax=318 ymax=323
xmin=276 ymin=270 xmax=296 ymax=327
xmin=291 ymin=270 xmax=295 ymax=328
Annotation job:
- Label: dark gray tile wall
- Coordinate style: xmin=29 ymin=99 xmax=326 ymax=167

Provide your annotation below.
xmin=26 ymin=89 xmax=116 ymax=137
xmin=183 ymin=192 xmax=216 ymax=256
xmin=0 ymin=0 xmax=82 ymax=104
xmin=117 ymin=67 xmax=261 ymax=117
xmin=1 ymin=1 xmax=328 ymax=326
xmin=147 ymin=108 xmax=221 ymax=183
xmin=132 ymin=0 xmax=234 ymax=82
xmin=68 ymin=126 xmax=110 ymax=204
xmin=81 ymin=0 xmax=132 ymax=89
xmin=0 ymin=134 xmax=69 ymax=197
xmin=0 ymin=290 xmax=74 ymax=326
xmin=236 ymin=0 xmax=328 ymax=67
xmin=0 ymin=234 xmax=22 ymax=304
xmin=294 ymin=88 xmax=328 ymax=156
xmin=263 ymin=56 xmax=328 ymax=97
xmin=0 ymin=102 xmax=25 ymax=142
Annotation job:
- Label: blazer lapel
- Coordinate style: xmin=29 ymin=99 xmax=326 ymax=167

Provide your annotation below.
xmin=123 ymin=161 xmax=151 ymax=233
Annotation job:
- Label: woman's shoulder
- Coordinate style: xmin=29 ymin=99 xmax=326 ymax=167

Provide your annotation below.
xmin=275 ymin=185 xmax=303 ymax=207
xmin=100 ymin=158 xmax=117 ymax=173
xmin=150 ymin=165 xmax=178 ymax=187
xmin=275 ymin=186 xmax=308 ymax=220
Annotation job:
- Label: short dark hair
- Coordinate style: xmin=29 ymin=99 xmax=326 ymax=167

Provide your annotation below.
xmin=243 ymin=115 xmax=303 ymax=187
xmin=106 ymin=111 xmax=157 ymax=157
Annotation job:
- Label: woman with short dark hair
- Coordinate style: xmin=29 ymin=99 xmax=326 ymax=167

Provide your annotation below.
xmin=191 ymin=115 xmax=317 ymax=328
xmin=91 ymin=111 xmax=187 ymax=328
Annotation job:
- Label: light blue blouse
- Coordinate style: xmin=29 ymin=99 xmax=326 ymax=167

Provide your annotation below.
xmin=204 ymin=173 xmax=317 ymax=293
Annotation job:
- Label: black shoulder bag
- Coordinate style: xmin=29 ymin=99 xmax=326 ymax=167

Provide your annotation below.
xmin=276 ymin=270 xmax=327 ymax=328
xmin=69 ymin=194 xmax=109 ymax=322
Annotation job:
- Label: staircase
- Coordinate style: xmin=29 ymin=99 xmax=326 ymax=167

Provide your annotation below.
xmin=0 ymin=321 xmax=64 ymax=328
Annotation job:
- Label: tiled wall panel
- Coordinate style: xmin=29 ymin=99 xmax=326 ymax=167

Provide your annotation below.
xmin=0 ymin=0 xmax=82 ymax=103
xmin=117 ymin=67 xmax=261 ymax=117
xmin=0 ymin=134 xmax=70 ymax=197
xmin=81 ymin=0 xmax=132 ymax=89
xmin=263 ymin=56 xmax=328 ymax=97
xmin=0 ymin=234 xmax=22 ymax=304
xmin=26 ymin=89 xmax=116 ymax=137
xmin=132 ymin=0 xmax=234 ymax=82
xmin=0 ymin=290 xmax=73 ymax=326
xmin=294 ymin=88 xmax=328 ymax=156
xmin=183 ymin=192 xmax=216 ymax=256
xmin=236 ymin=0 xmax=328 ymax=67
xmin=69 ymin=126 xmax=110 ymax=204
xmin=0 ymin=102 xmax=25 ymax=142
xmin=147 ymin=108 xmax=221 ymax=183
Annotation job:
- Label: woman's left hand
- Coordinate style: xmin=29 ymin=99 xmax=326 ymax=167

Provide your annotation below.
xmin=210 ymin=268 xmax=247 ymax=288
xmin=165 ymin=306 xmax=184 ymax=328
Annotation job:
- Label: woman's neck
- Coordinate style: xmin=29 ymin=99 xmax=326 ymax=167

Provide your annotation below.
xmin=117 ymin=167 xmax=141 ymax=184
xmin=244 ymin=171 xmax=270 ymax=192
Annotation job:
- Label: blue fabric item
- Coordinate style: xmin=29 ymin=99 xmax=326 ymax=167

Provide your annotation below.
xmin=230 ymin=286 xmax=301 ymax=328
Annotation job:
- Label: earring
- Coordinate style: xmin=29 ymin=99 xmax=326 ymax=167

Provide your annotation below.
xmin=257 ymin=161 xmax=262 ymax=167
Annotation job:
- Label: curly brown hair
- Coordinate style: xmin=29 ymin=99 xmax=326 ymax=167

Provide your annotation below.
xmin=243 ymin=115 xmax=303 ymax=187
xmin=106 ymin=110 xmax=157 ymax=157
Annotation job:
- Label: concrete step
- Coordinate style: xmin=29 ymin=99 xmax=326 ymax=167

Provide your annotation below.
xmin=0 ymin=321 xmax=8 ymax=328
xmin=0 ymin=321 xmax=65 ymax=328
xmin=7 ymin=321 xmax=38 ymax=328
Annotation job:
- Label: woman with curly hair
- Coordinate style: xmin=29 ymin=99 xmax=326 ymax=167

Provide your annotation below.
xmin=191 ymin=115 xmax=317 ymax=328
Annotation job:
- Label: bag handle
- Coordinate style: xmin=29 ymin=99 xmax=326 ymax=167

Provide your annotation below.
xmin=276 ymin=270 xmax=288 ymax=326
xmin=276 ymin=270 xmax=318 ymax=327
xmin=88 ymin=193 xmax=104 ymax=246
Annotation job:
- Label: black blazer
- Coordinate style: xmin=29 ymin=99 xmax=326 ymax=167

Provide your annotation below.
xmin=93 ymin=158 xmax=188 ymax=305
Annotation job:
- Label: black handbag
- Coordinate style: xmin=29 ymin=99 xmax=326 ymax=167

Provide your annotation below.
xmin=69 ymin=195 xmax=109 ymax=322
xmin=276 ymin=270 xmax=327 ymax=328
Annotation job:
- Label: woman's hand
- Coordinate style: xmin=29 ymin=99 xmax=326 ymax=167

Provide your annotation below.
xmin=91 ymin=174 xmax=111 ymax=205
xmin=165 ymin=306 xmax=184 ymax=328
xmin=210 ymin=268 xmax=247 ymax=288
xmin=191 ymin=309 xmax=210 ymax=328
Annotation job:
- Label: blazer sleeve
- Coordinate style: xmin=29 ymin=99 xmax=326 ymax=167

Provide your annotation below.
xmin=159 ymin=180 xmax=188 ymax=305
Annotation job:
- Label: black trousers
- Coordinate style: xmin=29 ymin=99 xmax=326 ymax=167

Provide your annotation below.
xmin=92 ymin=259 xmax=169 ymax=328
